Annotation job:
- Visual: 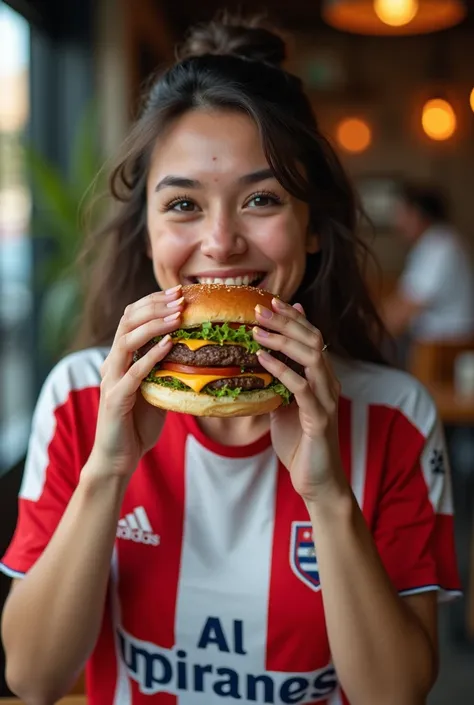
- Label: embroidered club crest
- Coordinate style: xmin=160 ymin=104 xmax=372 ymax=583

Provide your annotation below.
xmin=290 ymin=521 xmax=320 ymax=592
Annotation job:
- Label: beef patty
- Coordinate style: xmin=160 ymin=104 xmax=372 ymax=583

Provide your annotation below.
xmin=165 ymin=343 xmax=258 ymax=367
xmin=159 ymin=375 xmax=266 ymax=392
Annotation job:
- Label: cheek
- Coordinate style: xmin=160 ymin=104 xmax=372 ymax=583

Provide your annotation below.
xmin=257 ymin=215 xmax=307 ymax=263
xmin=147 ymin=215 xmax=193 ymax=272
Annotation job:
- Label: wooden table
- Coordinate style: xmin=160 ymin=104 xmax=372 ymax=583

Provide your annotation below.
xmin=426 ymin=382 xmax=474 ymax=425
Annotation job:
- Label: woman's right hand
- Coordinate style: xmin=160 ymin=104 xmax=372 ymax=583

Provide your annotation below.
xmin=89 ymin=285 xmax=184 ymax=479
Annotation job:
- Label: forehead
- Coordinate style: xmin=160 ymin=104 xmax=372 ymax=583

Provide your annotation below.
xmin=148 ymin=109 xmax=268 ymax=180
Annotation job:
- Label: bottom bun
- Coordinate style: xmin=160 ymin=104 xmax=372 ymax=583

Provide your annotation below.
xmin=140 ymin=381 xmax=283 ymax=417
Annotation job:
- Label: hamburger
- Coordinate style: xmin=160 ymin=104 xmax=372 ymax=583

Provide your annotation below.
xmin=137 ymin=284 xmax=292 ymax=417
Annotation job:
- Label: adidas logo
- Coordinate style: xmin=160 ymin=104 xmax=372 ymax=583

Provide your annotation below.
xmin=117 ymin=506 xmax=160 ymax=546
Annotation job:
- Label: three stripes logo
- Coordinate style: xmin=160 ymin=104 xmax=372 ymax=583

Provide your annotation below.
xmin=117 ymin=506 xmax=160 ymax=546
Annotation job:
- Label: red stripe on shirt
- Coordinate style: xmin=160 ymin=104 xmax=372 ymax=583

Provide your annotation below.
xmin=115 ymin=413 xmax=189 ymax=703
xmin=265 ymin=401 xmax=352 ymax=677
xmin=86 ymin=587 xmax=118 ymax=705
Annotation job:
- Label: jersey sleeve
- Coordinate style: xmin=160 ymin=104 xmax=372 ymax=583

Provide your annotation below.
xmin=0 ymin=350 xmax=103 ymax=579
xmin=374 ymin=385 xmax=461 ymax=601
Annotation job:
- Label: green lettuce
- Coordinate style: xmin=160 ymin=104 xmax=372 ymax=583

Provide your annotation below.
xmin=269 ymin=381 xmax=292 ymax=406
xmin=146 ymin=372 xmax=292 ymax=405
xmin=154 ymin=322 xmax=261 ymax=354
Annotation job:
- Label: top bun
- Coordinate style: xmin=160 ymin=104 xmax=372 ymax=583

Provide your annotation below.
xmin=177 ymin=12 xmax=286 ymax=68
xmin=180 ymin=284 xmax=275 ymax=329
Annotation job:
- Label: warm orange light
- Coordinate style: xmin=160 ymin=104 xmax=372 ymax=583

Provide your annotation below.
xmin=374 ymin=0 xmax=418 ymax=26
xmin=336 ymin=118 xmax=372 ymax=153
xmin=421 ymin=98 xmax=456 ymax=141
xmin=322 ymin=0 xmax=466 ymax=36
xmin=470 ymin=88 xmax=474 ymax=113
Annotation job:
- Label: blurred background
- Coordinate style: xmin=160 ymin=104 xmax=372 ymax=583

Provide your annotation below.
xmin=1 ymin=0 xmax=474 ymax=701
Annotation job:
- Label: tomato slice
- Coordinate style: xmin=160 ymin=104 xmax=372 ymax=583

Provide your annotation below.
xmin=161 ymin=362 xmax=243 ymax=376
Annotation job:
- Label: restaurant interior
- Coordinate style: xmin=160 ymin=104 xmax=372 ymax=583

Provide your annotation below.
xmin=1 ymin=0 xmax=474 ymax=702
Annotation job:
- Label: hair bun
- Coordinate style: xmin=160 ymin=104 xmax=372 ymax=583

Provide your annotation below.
xmin=177 ymin=13 xmax=286 ymax=68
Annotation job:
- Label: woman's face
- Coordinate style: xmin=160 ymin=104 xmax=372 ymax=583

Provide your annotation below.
xmin=146 ymin=109 xmax=318 ymax=300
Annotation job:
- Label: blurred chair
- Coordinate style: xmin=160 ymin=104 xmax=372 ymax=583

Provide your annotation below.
xmin=408 ymin=337 xmax=474 ymax=386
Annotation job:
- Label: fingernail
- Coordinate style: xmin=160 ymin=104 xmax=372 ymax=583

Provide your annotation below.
xmin=256 ymin=305 xmax=272 ymax=319
xmin=163 ymin=310 xmax=181 ymax=321
xmin=167 ymin=296 xmax=184 ymax=308
xmin=253 ymin=326 xmax=269 ymax=337
xmin=256 ymin=349 xmax=272 ymax=361
xmin=272 ymin=297 xmax=285 ymax=309
xmin=158 ymin=334 xmax=172 ymax=347
xmin=165 ymin=284 xmax=182 ymax=294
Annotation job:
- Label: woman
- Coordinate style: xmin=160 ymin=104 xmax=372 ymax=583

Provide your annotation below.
xmin=0 ymin=15 xmax=460 ymax=705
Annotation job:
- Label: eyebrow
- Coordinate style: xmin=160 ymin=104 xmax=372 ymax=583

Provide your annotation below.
xmin=154 ymin=168 xmax=275 ymax=192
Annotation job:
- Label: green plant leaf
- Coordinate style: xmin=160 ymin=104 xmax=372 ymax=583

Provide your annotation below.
xmin=70 ymin=102 xmax=104 ymax=203
xmin=24 ymin=102 xmax=105 ymax=359
xmin=25 ymin=145 xmax=79 ymax=244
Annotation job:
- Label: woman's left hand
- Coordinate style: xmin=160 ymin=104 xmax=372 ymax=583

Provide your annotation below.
xmin=254 ymin=298 xmax=346 ymax=502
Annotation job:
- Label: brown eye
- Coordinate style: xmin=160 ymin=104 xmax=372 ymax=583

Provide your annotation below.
xmin=246 ymin=192 xmax=282 ymax=208
xmin=171 ymin=199 xmax=196 ymax=212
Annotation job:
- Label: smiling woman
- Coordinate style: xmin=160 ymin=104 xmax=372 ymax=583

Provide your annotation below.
xmin=145 ymin=109 xmax=312 ymax=300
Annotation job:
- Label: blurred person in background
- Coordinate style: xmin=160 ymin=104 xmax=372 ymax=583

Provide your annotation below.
xmin=0 ymin=14 xmax=460 ymax=705
xmin=382 ymin=183 xmax=474 ymax=648
xmin=382 ymin=182 xmax=474 ymax=347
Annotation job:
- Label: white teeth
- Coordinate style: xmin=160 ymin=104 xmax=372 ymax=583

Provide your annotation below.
xmin=196 ymin=273 xmax=263 ymax=286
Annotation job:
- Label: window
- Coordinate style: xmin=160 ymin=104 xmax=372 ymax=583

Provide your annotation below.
xmin=0 ymin=4 xmax=33 ymax=474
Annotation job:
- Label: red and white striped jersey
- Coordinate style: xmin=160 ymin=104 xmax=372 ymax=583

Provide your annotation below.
xmin=1 ymin=348 xmax=461 ymax=705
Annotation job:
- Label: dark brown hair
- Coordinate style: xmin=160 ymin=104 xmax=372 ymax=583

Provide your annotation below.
xmin=75 ymin=14 xmax=388 ymax=364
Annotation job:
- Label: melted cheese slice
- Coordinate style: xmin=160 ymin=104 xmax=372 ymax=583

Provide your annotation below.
xmin=172 ymin=339 xmax=246 ymax=351
xmin=152 ymin=369 xmax=272 ymax=394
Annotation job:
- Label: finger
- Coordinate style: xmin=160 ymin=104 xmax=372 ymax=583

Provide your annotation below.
xmin=255 ymin=340 xmax=337 ymax=411
xmin=292 ymin=302 xmax=305 ymax=315
xmin=319 ymin=349 xmax=341 ymax=397
xmin=119 ymin=293 xmax=184 ymax=337
xmin=256 ymin=349 xmax=325 ymax=417
xmin=274 ymin=298 xmax=315 ymax=333
xmin=110 ymin=286 xmax=183 ymax=350
xmin=131 ymin=284 xmax=182 ymax=313
xmin=108 ymin=289 xmax=184 ymax=376
xmin=255 ymin=304 xmax=324 ymax=349
xmin=112 ymin=334 xmax=175 ymax=402
xmin=107 ymin=311 xmax=182 ymax=381
xmin=253 ymin=326 xmax=319 ymax=369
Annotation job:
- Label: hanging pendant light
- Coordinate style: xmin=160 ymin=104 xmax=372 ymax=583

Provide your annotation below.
xmin=374 ymin=0 xmax=419 ymax=26
xmin=322 ymin=0 xmax=466 ymax=36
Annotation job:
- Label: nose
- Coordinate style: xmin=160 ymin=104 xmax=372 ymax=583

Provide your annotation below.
xmin=200 ymin=215 xmax=247 ymax=262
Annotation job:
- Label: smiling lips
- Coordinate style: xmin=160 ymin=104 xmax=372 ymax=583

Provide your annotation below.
xmin=188 ymin=272 xmax=266 ymax=287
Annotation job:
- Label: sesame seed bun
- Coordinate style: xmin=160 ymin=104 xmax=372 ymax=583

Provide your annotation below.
xmin=179 ymin=283 xmax=275 ymax=329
